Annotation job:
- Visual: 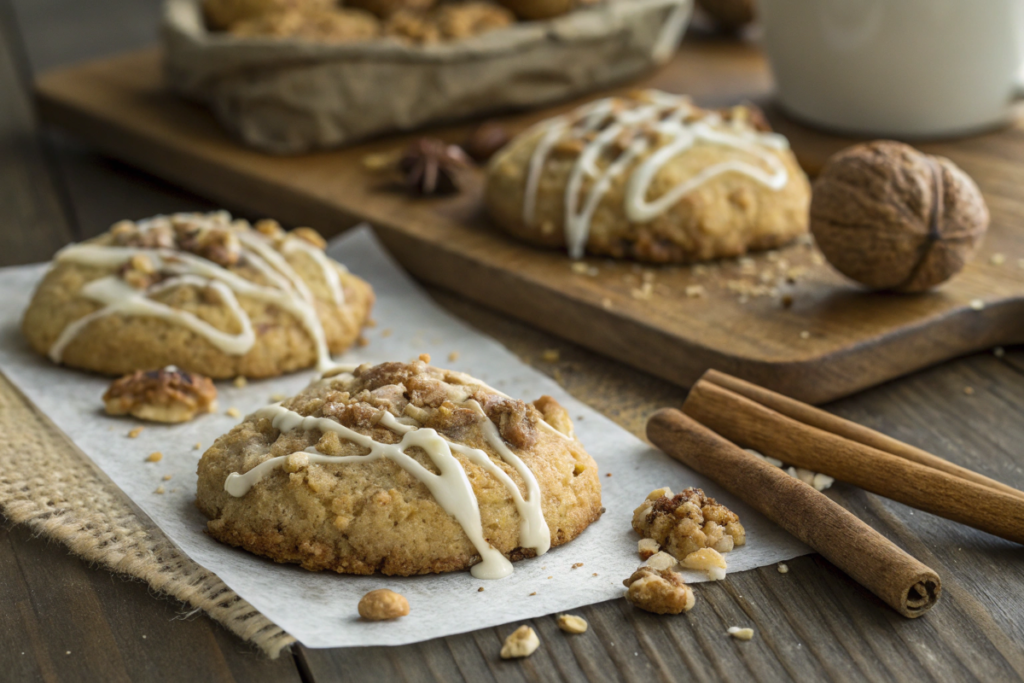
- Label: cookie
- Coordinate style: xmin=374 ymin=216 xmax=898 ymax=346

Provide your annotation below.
xmin=230 ymin=7 xmax=381 ymax=41
xmin=383 ymin=2 xmax=514 ymax=43
xmin=21 ymin=212 xmax=374 ymax=379
xmin=196 ymin=357 xmax=603 ymax=577
xmin=203 ymin=0 xmax=334 ymax=30
xmin=485 ymin=90 xmax=811 ymax=263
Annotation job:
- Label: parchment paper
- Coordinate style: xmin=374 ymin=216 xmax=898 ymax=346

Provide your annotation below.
xmin=0 ymin=226 xmax=808 ymax=648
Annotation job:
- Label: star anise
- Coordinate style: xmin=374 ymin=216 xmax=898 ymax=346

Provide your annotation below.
xmin=399 ymin=138 xmax=471 ymax=196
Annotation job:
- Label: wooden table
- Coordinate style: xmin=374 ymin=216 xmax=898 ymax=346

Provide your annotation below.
xmin=3 ymin=1 xmax=1024 ymax=681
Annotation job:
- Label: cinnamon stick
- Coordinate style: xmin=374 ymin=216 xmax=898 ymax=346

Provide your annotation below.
xmin=683 ymin=379 xmax=1024 ymax=545
xmin=701 ymin=369 xmax=1024 ymax=502
xmin=647 ymin=408 xmax=941 ymax=618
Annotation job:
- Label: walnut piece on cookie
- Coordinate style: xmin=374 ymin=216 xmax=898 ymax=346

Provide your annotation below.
xmin=623 ymin=567 xmax=695 ymax=614
xmin=633 ymin=487 xmax=745 ymax=559
xmin=500 ymin=625 xmax=540 ymax=659
xmin=357 ymin=589 xmax=410 ymax=620
xmin=103 ymin=367 xmax=217 ymax=423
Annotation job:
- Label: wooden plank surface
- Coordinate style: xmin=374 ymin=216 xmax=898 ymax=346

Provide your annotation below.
xmin=5 ymin=2 xmax=1024 ymax=680
xmin=31 ymin=45 xmax=1024 ymax=404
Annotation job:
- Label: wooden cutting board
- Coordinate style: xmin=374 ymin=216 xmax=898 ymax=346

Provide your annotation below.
xmin=33 ymin=40 xmax=1024 ymax=404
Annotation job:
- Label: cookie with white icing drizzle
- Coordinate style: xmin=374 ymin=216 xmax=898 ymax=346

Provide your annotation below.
xmin=21 ymin=212 xmax=374 ymax=378
xmin=485 ymin=90 xmax=811 ymax=263
xmin=196 ymin=357 xmax=602 ymax=577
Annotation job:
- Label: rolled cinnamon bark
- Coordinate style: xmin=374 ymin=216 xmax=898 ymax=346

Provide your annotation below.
xmin=683 ymin=379 xmax=1024 ymax=545
xmin=701 ymin=369 xmax=1024 ymax=502
xmin=647 ymin=408 xmax=942 ymax=618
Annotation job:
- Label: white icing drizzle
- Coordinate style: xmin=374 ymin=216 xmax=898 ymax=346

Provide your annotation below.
xmin=282 ymin=237 xmax=347 ymax=307
xmin=49 ymin=214 xmax=345 ymax=373
xmin=521 ymin=90 xmax=792 ymax=259
xmin=224 ymin=396 xmax=554 ymax=579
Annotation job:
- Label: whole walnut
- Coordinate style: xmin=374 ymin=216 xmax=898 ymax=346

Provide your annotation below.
xmin=810 ymin=141 xmax=989 ymax=293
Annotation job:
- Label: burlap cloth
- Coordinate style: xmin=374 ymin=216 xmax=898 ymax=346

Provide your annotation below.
xmin=0 ymin=371 xmax=296 ymax=658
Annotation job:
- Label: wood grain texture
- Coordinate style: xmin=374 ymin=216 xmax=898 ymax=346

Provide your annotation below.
xmin=31 ymin=43 xmax=1024 ymax=403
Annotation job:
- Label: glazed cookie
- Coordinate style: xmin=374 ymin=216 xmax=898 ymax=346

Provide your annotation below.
xmin=485 ymin=90 xmax=811 ymax=263
xmin=21 ymin=212 xmax=374 ymax=379
xmin=196 ymin=357 xmax=602 ymax=577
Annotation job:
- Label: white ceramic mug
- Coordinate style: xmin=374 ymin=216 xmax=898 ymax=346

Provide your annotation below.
xmin=758 ymin=0 xmax=1024 ymax=138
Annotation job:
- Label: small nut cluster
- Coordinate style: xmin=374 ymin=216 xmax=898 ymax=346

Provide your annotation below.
xmin=623 ymin=567 xmax=695 ymax=615
xmin=103 ymin=367 xmax=218 ymax=423
xmin=357 ymin=589 xmax=410 ymax=620
xmin=500 ymin=625 xmax=540 ymax=659
xmin=119 ymin=253 xmax=160 ymax=290
xmin=633 ymin=487 xmax=745 ymax=559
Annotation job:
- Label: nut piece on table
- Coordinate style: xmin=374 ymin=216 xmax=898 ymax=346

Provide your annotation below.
xmin=644 ymin=551 xmax=678 ymax=572
xmin=638 ymin=538 xmax=660 ymax=560
xmin=500 ymin=625 xmax=540 ymax=658
xmin=681 ymin=548 xmax=727 ymax=581
xmin=727 ymin=626 xmax=755 ymax=640
xmin=623 ymin=567 xmax=695 ymax=615
xmin=103 ymin=367 xmax=218 ymax=424
xmin=633 ymin=487 xmax=745 ymax=558
xmin=810 ymin=140 xmax=989 ymax=293
xmin=358 ymin=589 xmax=410 ymax=621
xmin=556 ymin=614 xmax=588 ymax=634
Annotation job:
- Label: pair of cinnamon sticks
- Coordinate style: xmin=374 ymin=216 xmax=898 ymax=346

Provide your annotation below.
xmin=647 ymin=370 xmax=1024 ymax=618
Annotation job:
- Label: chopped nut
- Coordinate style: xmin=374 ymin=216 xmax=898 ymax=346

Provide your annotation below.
xmin=358 ymin=589 xmax=410 ymax=621
xmin=623 ymin=567 xmax=695 ymax=615
xmin=292 ymin=227 xmax=327 ymax=250
xmin=146 ymin=452 xmax=163 ymax=463
xmin=193 ymin=442 xmax=202 ymax=450
xmin=727 ymin=627 xmax=754 ymax=641
xmin=128 ymin=427 xmax=145 ymax=438
xmin=638 ymin=538 xmax=660 ymax=560
xmin=254 ymin=218 xmax=285 ymax=239
xmin=777 ymin=563 xmax=789 ymax=574
xmin=478 ymin=587 xmax=485 ymax=592
xmin=154 ymin=485 xmax=165 ymax=494
xmin=681 ymin=548 xmax=727 ymax=581
xmin=162 ymin=474 xmax=173 ymax=481
xmin=500 ymin=625 xmax=540 ymax=659
xmin=541 ymin=349 xmax=560 ymax=363
xmin=105 ymin=368 xmax=218 ymax=424
xmin=633 ymin=487 xmax=745 ymax=559
xmin=226 ymin=407 xmax=242 ymax=418
xmin=233 ymin=376 xmax=248 ymax=388
xmin=644 ymin=551 xmax=678 ymax=572
xmin=284 ymin=452 xmax=310 ymax=473
xmin=572 ymin=562 xmax=584 ymax=569
xmin=812 ymin=473 xmax=835 ymax=491
xmin=556 ymin=615 xmax=588 ymax=634
xmin=970 ymin=299 xmax=986 ymax=311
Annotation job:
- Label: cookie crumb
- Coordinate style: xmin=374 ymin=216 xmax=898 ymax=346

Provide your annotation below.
xmin=356 ymin=335 xmax=369 ymax=347
xmin=781 ymin=294 xmax=794 ymax=309
xmin=970 ymin=299 xmax=986 ymax=311
xmin=233 ymin=376 xmax=248 ymax=388
xmin=154 ymin=485 xmax=165 ymax=494
xmin=270 ymin=393 xmax=287 ymax=402
xmin=381 ymin=329 xmax=393 ymax=338
xmin=529 ymin=592 xmax=537 ymax=596
xmin=418 ymin=353 xmax=431 ymax=363
xmin=556 ymin=614 xmax=588 ymax=634
xmin=685 ymin=285 xmax=705 ymax=298
xmin=541 ymin=349 xmax=560 ymax=363
xmin=162 ymin=474 xmax=173 ymax=481
xmin=727 ymin=627 xmax=754 ymax=641
xmin=605 ymin=472 xmax=612 ymax=477
xmin=146 ymin=452 xmax=163 ymax=463
xmin=964 ymin=386 xmax=975 ymax=396
xmin=592 ymin=573 xmax=598 ymax=577
xmin=500 ymin=625 xmax=539 ymax=659
xmin=448 ymin=351 xmax=460 ymax=362
xmin=128 ymin=427 xmax=145 ymax=438
xmin=478 ymin=587 xmax=484 ymax=592
xmin=777 ymin=563 xmax=789 ymax=574
xmin=990 ymin=253 xmax=1006 ymax=265
xmin=358 ymin=589 xmax=409 ymax=621
xmin=226 ymin=407 xmax=241 ymax=418
xmin=601 ymin=297 xmax=613 ymax=310
xmin=572 ymin=562 xmax=584 ymax=569
xmin=193 ymin=442 xmax=202 ymax=450
xmin=799 ymin=330 xmax=811 ymax=340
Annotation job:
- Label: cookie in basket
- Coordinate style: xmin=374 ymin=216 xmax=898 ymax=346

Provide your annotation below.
xmin=196 ymin=356 xmax=602 ymax=577
xmin=485 ymin=89 xmax=811 ymax=263
xmin=203 ymin=0 xmax=334 ymax=30
xmin=21 ymin=212 xmax=374 ymax=379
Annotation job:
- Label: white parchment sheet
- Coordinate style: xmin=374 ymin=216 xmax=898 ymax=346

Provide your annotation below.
xmin=0 ymin=226 xmax=809 ymax=648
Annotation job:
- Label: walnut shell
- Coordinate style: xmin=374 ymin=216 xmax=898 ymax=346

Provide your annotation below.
xmin=810 ymin=141 xmax=989 ymax=293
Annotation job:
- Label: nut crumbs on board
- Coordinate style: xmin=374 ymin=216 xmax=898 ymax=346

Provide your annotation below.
xmin=128 ymin=427 xmax=145 ymax=438
xmin=728 ymin=627 xmax=754 ymax=640
xmin=557 ymin=615 xmax=588 ymax=634
xmin=146 ymin=452 xmax=163 ymax=463
xmin=777 ymin=563 xmax=789 ymax=574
